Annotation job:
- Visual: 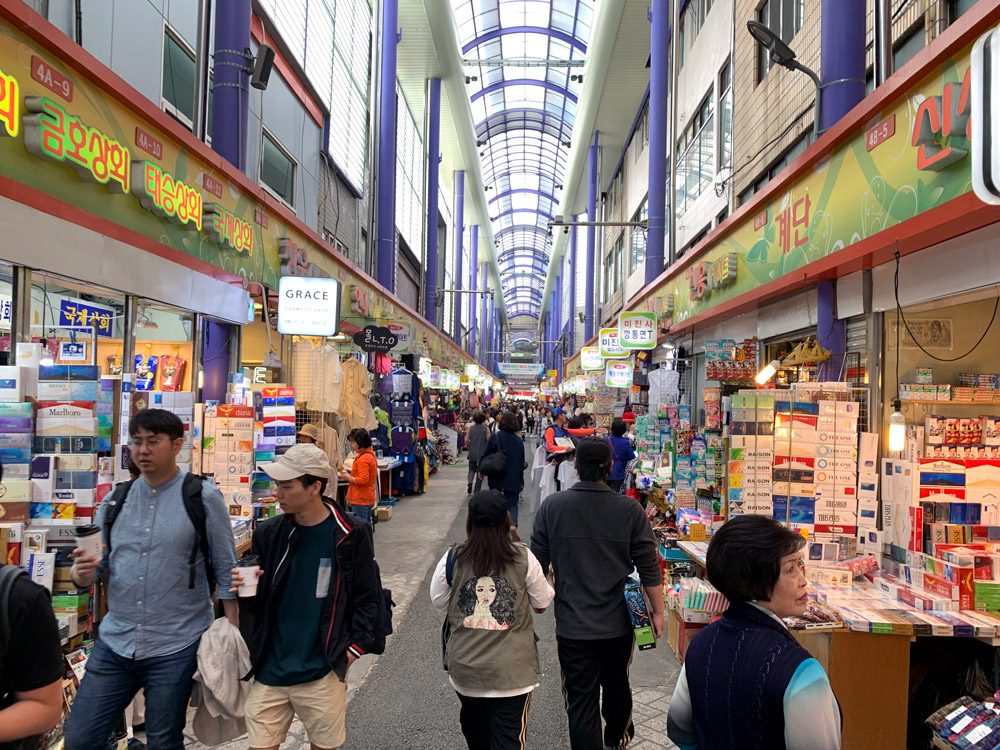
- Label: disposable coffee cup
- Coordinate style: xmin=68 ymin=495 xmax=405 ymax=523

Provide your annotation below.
xmin=235 ymin=554 xmax=260 ymax=597
xmin=74 ymin=524 xmax=102 ymax=560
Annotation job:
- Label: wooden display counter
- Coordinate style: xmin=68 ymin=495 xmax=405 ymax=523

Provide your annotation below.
xmin=794 ymin=629 xmax=911 ymax=750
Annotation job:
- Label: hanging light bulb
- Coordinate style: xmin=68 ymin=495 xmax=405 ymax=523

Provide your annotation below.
xmin=888 ymin=399 xmax=907 ymax=453
xmin=39 ymin=338 xmax=54 ymax=367
xmin=755 ymin=359 xmax=781 ymax=386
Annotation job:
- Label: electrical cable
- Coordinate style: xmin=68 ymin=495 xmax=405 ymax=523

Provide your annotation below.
xmin=893 ymin=249 xmax=998 ymax=362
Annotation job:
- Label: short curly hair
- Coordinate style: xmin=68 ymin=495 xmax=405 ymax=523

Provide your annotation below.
xmin=456 ymin=575 xmax=518 ymax=626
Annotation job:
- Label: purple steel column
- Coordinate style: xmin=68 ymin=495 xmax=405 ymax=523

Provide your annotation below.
xmin=453 ymin=170 xmax=465 ymax=344
xmin=479 ymin=264 xmax=488 ymax=361
xmin=646 ymin=0 xmax=669 ymax=281
xmin=568 ymin=221 xmax=577 ymax=351
xmin=210 ymin=0 xmax=251 ymax=170
xmin=819 ymin=0 xmax=865 ymax=132
xmin=816 ymin=280 xmax=846 ymax=382
xmin=423 ymin=78 xmax=441 ymax=323
xmin=469 ymin=224 xmax=479 ymax=356
xmin=375 ymin=0 xmax=399 ymax=292
xmin=584 ymin=131 xmax=599 ymax=341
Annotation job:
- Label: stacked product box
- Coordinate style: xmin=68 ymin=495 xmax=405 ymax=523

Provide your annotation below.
xmin=728 ymin=390 xmax=775 ymax=518
xmin=31 ymin=366 xmax=100 ymax=528
xmin=924 ymin=414 xmax=1000 ymax=458
xmin=0 ymin=399 xmax=33 ymax=525
xmin=0 ymin=523 xmax=24 ymax=565
xmin=145 ymin=392 xmax=196 ymax=473
xmin=773 ymin=396 xmax=862 ymax=537
xmin=202 ymin=404 xmax=255 ymax=518
xmin=261 ymin=387 xmax=296 ymax=455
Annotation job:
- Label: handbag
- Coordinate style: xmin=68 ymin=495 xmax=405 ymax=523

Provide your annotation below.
xmin=478 ymin=448 xmax=507 ymax=477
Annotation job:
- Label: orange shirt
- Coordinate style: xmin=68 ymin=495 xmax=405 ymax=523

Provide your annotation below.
xmin=346 ymin=448 xmax=378 ymax=506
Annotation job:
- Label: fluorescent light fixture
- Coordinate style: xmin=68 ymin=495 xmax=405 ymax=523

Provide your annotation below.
xmin=888 ymin=400 xmax=907 ymax=453
xmin=755 ymin=359 xmax=781 ymax=386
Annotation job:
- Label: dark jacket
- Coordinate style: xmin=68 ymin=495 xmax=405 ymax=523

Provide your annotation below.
xmin=243 ymin=501 xmax=379 ymax=680
xmin=484 ymin=429 xmax=526 ymax=493
xmin=682 ymin=601 xmax=812 ymax=750
xmin=530 ymin=481 xmax=662 ymax=639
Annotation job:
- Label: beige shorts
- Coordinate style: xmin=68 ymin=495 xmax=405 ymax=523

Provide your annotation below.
xmin=245 ymin=672 xmax=347 ymax=749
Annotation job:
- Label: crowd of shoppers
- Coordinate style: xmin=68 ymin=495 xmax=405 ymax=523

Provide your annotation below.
xmin=2 ymin=402 xmax=838 ymax=750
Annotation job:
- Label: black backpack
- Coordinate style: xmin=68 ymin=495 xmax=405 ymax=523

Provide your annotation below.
xmin=368 ymin=559 xmax=395 ymax=655
xmin=103 ymin=473 xmax=215 ymax=591
xmin=338 ymin=519 xmax=394 ymax=655
xmin=440 ymin=543 xmax=461 ymax=670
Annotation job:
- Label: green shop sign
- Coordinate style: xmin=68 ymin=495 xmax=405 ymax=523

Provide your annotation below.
xmin=658 ymin=38 xmax=978 ymax=324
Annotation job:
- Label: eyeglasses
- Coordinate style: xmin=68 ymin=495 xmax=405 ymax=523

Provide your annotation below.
xmin=128 ymin=436 xmax=168 ymax=450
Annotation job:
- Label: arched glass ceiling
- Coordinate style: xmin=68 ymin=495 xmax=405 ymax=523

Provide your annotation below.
xmin=452 ymin=0 xmax=593 ymax=319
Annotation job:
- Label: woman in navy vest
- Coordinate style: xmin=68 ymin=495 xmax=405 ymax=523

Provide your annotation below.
xmin=667 ymin=515 xmax=841 ymax=749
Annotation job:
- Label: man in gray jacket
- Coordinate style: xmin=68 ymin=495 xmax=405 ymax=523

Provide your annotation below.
xmin=530 ymin=439 xmax=664 ymax=750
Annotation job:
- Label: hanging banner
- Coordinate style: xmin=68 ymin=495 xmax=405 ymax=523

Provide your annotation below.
xmin=581 ymin=346 xmax=604 ymax=370
xmin=465 ymin=364 xmax=480 ymax=379
xmin=605 ymin=361 xmax=633 ymax=388
xmin=599 ymin=328 xmax=628 ymax=359
xmin=618 ymin=311 xmax=657 ymax=350
xmin=497 ymin=362 xmax=546 ymax=377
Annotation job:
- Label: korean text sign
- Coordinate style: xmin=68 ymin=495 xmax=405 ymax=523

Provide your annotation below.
xmin=599 ymin=328 xmax=628 ymax=359
xmin=617 ymin=311 xmax=657 ymax=350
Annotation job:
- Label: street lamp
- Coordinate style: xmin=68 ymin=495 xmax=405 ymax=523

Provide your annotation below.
xmin=746 ymin=20 xmax=822 ymax=140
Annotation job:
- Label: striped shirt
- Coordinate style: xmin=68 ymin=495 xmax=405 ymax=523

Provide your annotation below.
xmin=96 ymin=472 xmax=237 ymax=659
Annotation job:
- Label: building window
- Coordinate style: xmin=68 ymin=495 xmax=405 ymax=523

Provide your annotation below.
xmin=737 ymin=132 xmax=809 ymax=205
xmin=614 ymin=235 xmax=624 ymax=290
xmin=162 ymin=28 xmax=196 ymax=128
xmin=260 ymin=130 xmax=296 ymax=206
xmin=603 ymin=254 xmax=614 ymax=302
xmin=893 ymin=23 xmax=925 ymax=70
xmin=674 ymin=91 xmax=715 ymax=221
xmin=629 ymin=199 xmax=648 ymax=275
xmin=757 ymin=0 xmax=804 ymax=81
xmin=950 ymin=0 xmax=981 ymax=21
xmin=681 ymin=0 xmax=715 ymax=53
xmin=718 ymin=58 xmax=733 ymax=172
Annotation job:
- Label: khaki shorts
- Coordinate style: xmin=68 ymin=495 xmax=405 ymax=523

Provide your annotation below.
xmin=245 ymin=672 xmax=347 ymax=749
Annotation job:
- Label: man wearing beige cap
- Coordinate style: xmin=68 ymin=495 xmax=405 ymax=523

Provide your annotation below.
xmin=232 ymin=444 xmax=380 ymax=750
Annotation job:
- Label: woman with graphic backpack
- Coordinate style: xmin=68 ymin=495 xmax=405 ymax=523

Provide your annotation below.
xmin=431 ymin=490 xmax=553 ymax=750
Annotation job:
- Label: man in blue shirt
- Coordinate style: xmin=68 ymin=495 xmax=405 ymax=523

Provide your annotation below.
xmin=234 ymin=444 xmax=380 ymax=750
xmin=65 ymin=409 xmax=237 ymax=750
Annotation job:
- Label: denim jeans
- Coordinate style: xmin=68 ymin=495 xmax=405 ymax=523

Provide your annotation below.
xmin=63 ymin=637 xmax=199 ymax=750
xmin=349 ymin=503 xmax=373 ymax=523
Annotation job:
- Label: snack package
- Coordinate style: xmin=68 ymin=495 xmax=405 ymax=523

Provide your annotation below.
xmin=159 ymin=355 xmax=186 ymax=391
xmin=134 ymin=354 xmax=158 ymax=391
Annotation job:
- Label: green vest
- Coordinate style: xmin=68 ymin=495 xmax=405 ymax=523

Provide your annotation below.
xmin=444 ymin=543 xmax=540 ymax=691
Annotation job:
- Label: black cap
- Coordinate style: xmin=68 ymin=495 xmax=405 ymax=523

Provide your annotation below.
xmin=468 ymin=490 xmax=508 ymax=528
